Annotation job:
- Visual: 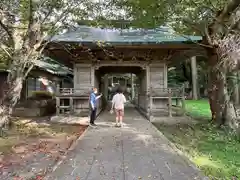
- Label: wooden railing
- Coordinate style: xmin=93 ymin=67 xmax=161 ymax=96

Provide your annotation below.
xmin=149 ymin=86 xmax=185 ymax=117
xmin=150 ymin=86 xmax=184 ymax=97
xmin=55 ymin=86 xmax=91 ymax=115
xmin=135 ymin=86 xmax=185 ymax=118
xmin=56 ymin=87 xmax=91 ymax=97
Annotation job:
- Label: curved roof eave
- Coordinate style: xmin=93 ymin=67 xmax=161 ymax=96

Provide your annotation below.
xmin=49 ymin=26 xmax=202 ymax=45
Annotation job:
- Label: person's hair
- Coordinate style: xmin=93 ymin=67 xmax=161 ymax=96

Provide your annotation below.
xmin=116 ymin=86 xmax=123 ymax=93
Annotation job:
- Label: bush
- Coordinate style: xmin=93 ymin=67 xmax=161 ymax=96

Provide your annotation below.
xmin=30 ymin=91 xmax=55 ymax=100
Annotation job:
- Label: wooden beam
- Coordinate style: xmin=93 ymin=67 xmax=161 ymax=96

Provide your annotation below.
xmin=75 ymin=64 xmax=92 ymax=67
xmin=146 ymin=65 xmax=151 ymax=118
xmin=168 ymin=89 xmax=172 ymax=117
xmin=70 ymin=97 xmax=74 ymax=114
xmin=94 ymin=61 xmax=148 ymax=69
xmin=56 ymin=97 xmax=60 ymax=115
xmin=113 ymin=44 xmax=199 ymax=49
xmin=191 ymin=56 xmax=198 ymax=100
xmin=45 ymin=42 xmax=198 ymax=50
xmin=181 ymin=84 xmax=186 ymax=115
xmin=164 ymin=63 xmax=168 ymax=88
xmin=131 ymin=74 xmax=134 ymax=100
xmin=91 ymin=66 xmax=95 ymax=87
xmin=46 ymin=46 xmax=180 ymax=65
xmin=168 ymin=48 xmax=207 ymax=65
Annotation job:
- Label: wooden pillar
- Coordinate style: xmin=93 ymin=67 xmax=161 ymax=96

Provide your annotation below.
xmin=146 ymin=65 xmax=151 ymax=117
xmin=149 ymin=96 xmax=153 ymax=121
xmin=104 ymin=74 xmax=108 ymax=101
xmin=56 ymin=84 xmax=60 ymax=94
xmin=146 ymin=66 xmax=150 ymax=92
xmin=70 ymin=97 xmax=74 ymax=114
xmin=164 ymin=63 xmax=168 ymax=88
xmin=168 ymin=88 xmax=172 ymax=117
xmin=131 ymin=73 xmax=134 ymax=100
xmin=137 ymin=74 xmax=141 ymax=108
xmin=181 ymin=84 xmax=186 ymax=115
xmin=56 ymin=84 xmax=60 ymax=115
xmin=91 ymin=66 xmax=95 ymax=87
xmin=70 ymin=87 xmax=74 ymax=114
xmin=191 ymin=56 xmax=198 ymax=100
xmin=56 ymin=97 xmax=60 ymax=115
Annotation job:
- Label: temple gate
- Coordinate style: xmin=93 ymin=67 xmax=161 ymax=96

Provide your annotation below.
xmin=44 ymin=26 xmax=202 ymax=120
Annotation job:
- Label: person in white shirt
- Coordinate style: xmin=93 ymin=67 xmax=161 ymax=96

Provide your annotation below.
xmin=111 ymin=87 xmax=127 ymax=127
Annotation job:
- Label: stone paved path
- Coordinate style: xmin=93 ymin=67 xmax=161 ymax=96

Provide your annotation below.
xmin=45 ymin=106 xmax=204 ymax=180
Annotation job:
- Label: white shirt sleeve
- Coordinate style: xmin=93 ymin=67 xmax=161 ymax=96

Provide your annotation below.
xmin=112 ymin=95 xmax=115 ymax=104
xmin=122 ymin=94 xmax=126 ymax=103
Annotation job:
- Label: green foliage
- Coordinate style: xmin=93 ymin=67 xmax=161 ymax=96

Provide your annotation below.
xmin=168 ymin=58 xmax=208 ymax=94
xmin=103 ymin=0 xmax=229 ymax=35
xmin=111 ymin=0 xmax=172 ymax=28
xmin=185 ymin=100 xmax=211 ymax=120
xmin=168 ymin=67 xmax=187 ymax=87
xmin=155 ymin=100 xmax=240 ymax=179
xmin=157 ymin=123 xmax=240 ymax=179
xmin=168 ymin=0 xmax=224 ymax=34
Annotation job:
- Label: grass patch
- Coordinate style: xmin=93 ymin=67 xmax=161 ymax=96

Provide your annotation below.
xmin=154 ymin=99 xmax=240 ymax=179
xmin=185 ymin=99 xmax=211 ymax=120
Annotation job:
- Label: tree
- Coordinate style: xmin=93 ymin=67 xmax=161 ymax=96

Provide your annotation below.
xmin=171 ymin=0 xmax=240 ymax=129
xmin=173 ymin=0 xmax=240 ymax=129
xmin=111 ymin=0 xmax=240 ymax=129
xmin=0 ymin=0 xmax=95 ymax=128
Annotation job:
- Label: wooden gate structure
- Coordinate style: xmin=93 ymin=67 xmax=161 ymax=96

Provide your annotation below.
xmin=44 ymin=26 xmax=203 ymax=120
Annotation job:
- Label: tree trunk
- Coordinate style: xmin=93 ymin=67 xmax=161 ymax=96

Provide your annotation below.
xmin=208 ymin=52 xmax=239 ymax=130
xmin=207 ymin=50 xmax=225 ymax=125
xmin=0 ymin=74 xmax=24 ymax=125
xmin=0 ymin=53 xmax=28 ymax=129
xmin=208 ymin=54 xmax=218 ymax=121
xmin=224 ymin=100 xmax=238 ymax=129
xmin=230 ymin=72 xmax=239 ymax=105
xmin=223 ymin=72 xmax=240 ymax=132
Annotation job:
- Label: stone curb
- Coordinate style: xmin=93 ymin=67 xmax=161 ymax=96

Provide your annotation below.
xmin=26 ymin=125 xmax=89 ymax=180
xmin=51 ymin=125 xmax=89 ymax=173
xmin=150 ymin=121 xmax=208 ymax=179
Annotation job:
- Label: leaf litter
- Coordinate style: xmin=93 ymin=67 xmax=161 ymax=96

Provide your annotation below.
xmin=0 ymin=117 xmax=87 ymax=179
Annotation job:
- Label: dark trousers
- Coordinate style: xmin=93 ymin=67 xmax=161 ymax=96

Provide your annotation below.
xmin=90 ymin=108 xmax=97 ymax=124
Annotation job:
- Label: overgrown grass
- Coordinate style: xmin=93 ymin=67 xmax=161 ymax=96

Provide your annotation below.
xmin=155 ymin=99 xmax=240 ymax=179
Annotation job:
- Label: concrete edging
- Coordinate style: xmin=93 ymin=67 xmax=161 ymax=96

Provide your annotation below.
xmin=33 ymin=125 xmax=90 ymax=180
xmin=149 ymin=121 xmax=207 ymax=178
xmin=52 ymin=125 xmax=90 ymax=172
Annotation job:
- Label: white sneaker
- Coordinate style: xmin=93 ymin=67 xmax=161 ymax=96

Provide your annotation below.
xmin=115 ymin=123 xmax=121 ymax=127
